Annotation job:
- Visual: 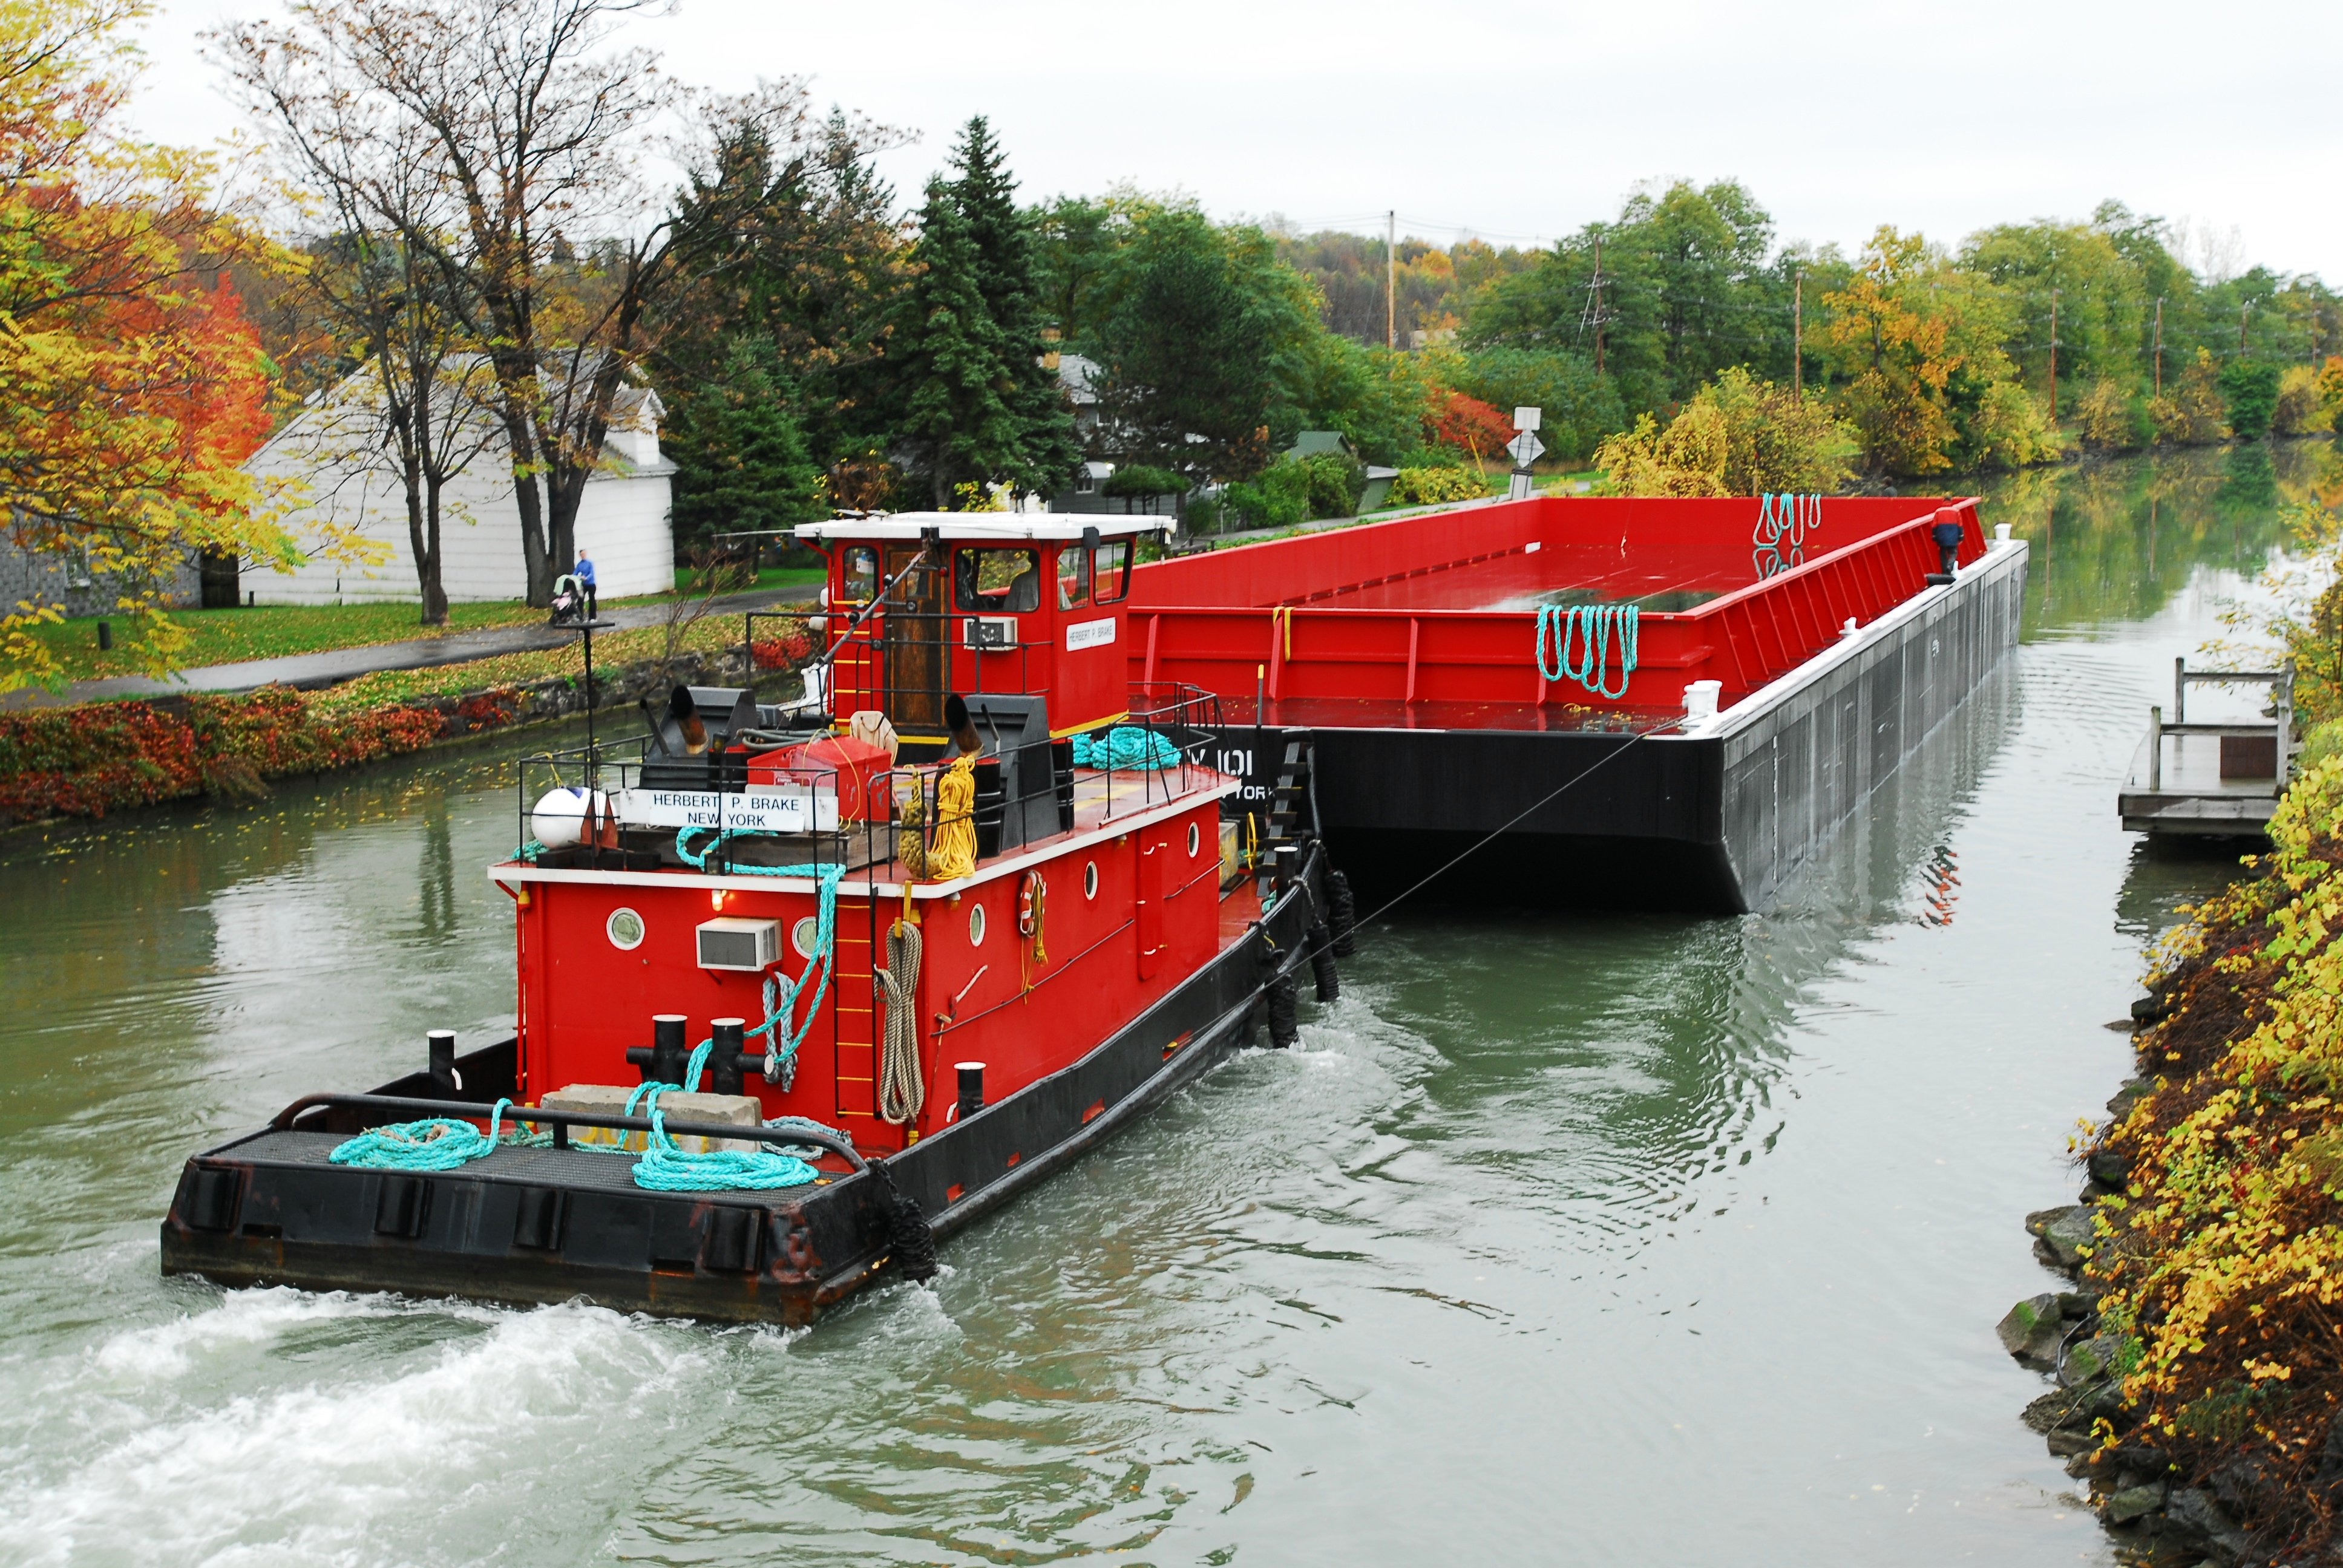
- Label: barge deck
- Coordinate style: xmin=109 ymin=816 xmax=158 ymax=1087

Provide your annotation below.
xmin=1127 ymin=495 xmax=2028 ymax=913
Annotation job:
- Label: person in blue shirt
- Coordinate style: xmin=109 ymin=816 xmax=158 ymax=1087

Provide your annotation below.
xmin=574 ymin=549 xmax=597 ymax=621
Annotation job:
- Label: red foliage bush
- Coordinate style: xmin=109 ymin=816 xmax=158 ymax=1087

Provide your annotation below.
xmin=0 ymin=702 xmax=203 ymax=820
xmin=1428 ymin=390 xmax=1515 ymax=459
xmin=752 ymin=628 xmax=814 ymax=671
xmin=454 ymin=688 xmax=520 ymax=730
xmin=0 ymin=684 xmax=452 ymax=825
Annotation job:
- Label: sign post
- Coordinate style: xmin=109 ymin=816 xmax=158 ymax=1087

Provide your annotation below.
xmin=1506 ymin=407 xmax=1544 ymax=502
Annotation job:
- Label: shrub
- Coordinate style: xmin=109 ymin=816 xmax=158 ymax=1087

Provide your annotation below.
xmin=1962 ymin=381 xmax=2063 ymax=471
xmin=2271 ymin=364 xmax=2330 ymax=437
xmin=1596 ymin=367 xmax=1856 ymax=495
xmin=2218 ymin=359 xmax=2282 ymax=440
xmin=0 ymin=685 xmax=452 ymax=825
xmin=1425 ymin=389 xmax=1513 ymax=462
xmin=1296 ymin=450 xmax=1365 ymax=518
xmin=1102 ymin=464 xmax=1187 ymax=499
xmin=2073 ymin=378 xmax=2154 ymax=451
xmin=1222 ymin=461 xmax=1311 ymax=530
xmin=2152 ymin=349 xmax=2230 ymax=445
xmin=1449 ymin=345 xmax=1624 ymax=463
xmin=1387 ymin=466 xmax=1487 ymax=506
xmin=2087 ymin=755 xmax=2343 ymax=1555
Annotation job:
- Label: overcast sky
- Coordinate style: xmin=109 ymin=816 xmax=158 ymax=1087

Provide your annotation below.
xmin=135 ymin=0 xmax=2343 ymax=281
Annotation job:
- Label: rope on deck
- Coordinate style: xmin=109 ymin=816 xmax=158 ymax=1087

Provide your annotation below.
xmin=627 ymin=1077 xmax=820 ymax=1191
xmin=1754 ymin=493 xmax=1822 ymax=577
xmin=1073 ymin=726 xmax=1181 ymax=771
xmin=1535 ymin=604 xmax=1639 ymax=700
xmin=328 ymin=1099 xmax=519 ymax=1171
xmin=877 ymin=918 xmax=926 ymax=1127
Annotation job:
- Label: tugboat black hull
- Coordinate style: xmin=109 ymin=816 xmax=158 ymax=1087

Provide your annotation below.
xmin=159 ymin=852 xmax=1329 ymax=1325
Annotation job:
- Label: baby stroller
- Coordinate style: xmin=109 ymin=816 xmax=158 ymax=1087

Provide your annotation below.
xmin=548 ymin=572 xmax=589 ymax=626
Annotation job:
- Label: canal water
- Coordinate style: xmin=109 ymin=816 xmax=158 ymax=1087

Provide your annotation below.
xmin=0 ymin=444 xmax=2324 ymax=1566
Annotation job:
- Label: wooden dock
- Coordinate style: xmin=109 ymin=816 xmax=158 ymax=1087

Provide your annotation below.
xmin=2117 ymin=659 xmax=2293 ymax=840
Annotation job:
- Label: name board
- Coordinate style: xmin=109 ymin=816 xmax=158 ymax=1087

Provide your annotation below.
xmin=615 ymin=786 xmax=838 ymax=834
xmin=1065 ymin=616 xmax=1118 ymax=652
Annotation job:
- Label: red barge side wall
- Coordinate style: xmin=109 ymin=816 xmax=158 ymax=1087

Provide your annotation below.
xmin=1127 ymin=495 xmax=1982 ymax=716
xmin=511 ymin=794 xmax=1239 ymax=1153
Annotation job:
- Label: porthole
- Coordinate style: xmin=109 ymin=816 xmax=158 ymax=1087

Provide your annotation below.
xmin=1187 ymin=822 xmax=1201 ymax=858
xmin=1083 ymin=861 xmax=1099 ymax=900
xmin=968 ymin=903 xmax=987 ymax=946
xmin=606 ymin=907 xmax=645 ymax=950
xmin=791 ymin=916 xmax=820 ymax=958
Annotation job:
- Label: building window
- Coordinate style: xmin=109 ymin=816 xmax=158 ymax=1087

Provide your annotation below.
xmin=1074 ymin=471 xmax=1095 ymax=494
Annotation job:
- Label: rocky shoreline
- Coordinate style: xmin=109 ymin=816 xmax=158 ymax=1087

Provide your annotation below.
xmin=2002 ymin=1071 xmax=2256 ymax=1567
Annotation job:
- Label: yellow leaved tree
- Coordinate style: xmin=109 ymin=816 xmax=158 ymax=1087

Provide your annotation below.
xmin=0 ymin=0 xmax=339 ymax=692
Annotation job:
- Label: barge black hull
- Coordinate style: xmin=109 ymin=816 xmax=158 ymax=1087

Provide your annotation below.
xmin=1224 ymin=543 xmax=2028 ymax=915
xmin=160 ymin=852 xmax=1331 ymax=1324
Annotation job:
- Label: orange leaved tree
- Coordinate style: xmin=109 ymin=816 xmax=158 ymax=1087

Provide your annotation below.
xmin=0 ymin=0 xmax=315 ymax=692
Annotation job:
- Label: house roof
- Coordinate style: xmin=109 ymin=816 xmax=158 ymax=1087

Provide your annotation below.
xmin=796 ymin=512 xmax=1158 ymax=544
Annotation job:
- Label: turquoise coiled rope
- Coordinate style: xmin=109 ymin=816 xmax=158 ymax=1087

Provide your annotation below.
xmin=1535 ymin=603 xmax=1640 ymax=700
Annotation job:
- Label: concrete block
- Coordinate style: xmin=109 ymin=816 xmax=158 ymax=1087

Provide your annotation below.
xmin=542 ymin=1083 xmax=760 ymax=1153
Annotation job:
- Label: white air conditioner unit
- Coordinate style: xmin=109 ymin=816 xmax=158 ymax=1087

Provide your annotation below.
xmin=964 ymin=616 xmax=1017 ymax=650
xmin=696 ymin=917 xmax=779 ymax=972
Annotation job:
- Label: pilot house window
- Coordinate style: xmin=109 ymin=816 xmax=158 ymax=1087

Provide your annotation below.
xmin=840 ymin=546 xmax=878 ymax=604
xmin=955 ymin=548 xmax=1040 ymax=613
xmin=1057 ymin=546 xmax=1089 ymax=610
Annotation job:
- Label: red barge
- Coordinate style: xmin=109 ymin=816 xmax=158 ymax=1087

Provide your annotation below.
xmin=160 ymin=493 xmax=2022 ymax=1322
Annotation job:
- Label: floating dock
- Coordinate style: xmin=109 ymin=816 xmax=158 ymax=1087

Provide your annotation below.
xmin=2117 ymin=659 xmax=2293 ymax=840
xmin=1127 ymin=495 xmax=2028 ymax=913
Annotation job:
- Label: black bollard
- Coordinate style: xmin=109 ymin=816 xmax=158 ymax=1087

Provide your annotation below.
xmin=653 ymin=1014 xmax=687 ymax=1085
xmin=1272 ymin=843 xmax=1298 ymax=898
xmin=709 ymin=1018 xmax=746 ymax=1096
xmin=956 ymin=1061 xmax=985 ymax=1121
xmin=96 ymin=620 xmax=111 ymax=652
xmin=628 ymin=1013 xmax=691 ymax=1085
xmin=427 ymin=1030 xmax=457 ymax=1091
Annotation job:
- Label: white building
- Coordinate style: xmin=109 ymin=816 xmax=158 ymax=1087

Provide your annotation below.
xmin=243 ymin=371 xmax=678 ymax=606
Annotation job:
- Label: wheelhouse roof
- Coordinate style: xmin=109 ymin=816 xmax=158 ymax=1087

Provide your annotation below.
xmin=795 ymin=512 xmax=1159 ymax=544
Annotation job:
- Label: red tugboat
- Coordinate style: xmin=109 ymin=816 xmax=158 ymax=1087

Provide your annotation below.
xmin=160 ymin=514 xmax=1345 ymax=1324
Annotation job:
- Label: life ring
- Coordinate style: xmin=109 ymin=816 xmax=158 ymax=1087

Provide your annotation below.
xmin=1018 ymin=870 xmax=1045 ymax=937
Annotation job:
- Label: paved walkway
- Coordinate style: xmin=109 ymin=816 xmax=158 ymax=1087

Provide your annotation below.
xmin=3 ymin=590 xmax=810 ymax=710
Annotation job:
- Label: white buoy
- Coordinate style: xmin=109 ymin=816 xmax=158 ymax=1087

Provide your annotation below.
xmin=531 ymin=786 xmax=609 ymax=848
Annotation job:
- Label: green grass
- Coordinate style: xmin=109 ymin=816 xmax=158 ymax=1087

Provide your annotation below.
xmin=26 ymin=601 xmax=546 ymax=682
xmin=665 ymin=564 xmax=825 ymax=596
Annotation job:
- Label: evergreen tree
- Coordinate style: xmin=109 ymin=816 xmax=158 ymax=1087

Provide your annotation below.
xmin=667 ymin=339 xmax=828 ymax=543
xmin=943 ymin=117 xmax=1081 ymax=497
xmin=890 ymin=178 xmax=1024 ymax=507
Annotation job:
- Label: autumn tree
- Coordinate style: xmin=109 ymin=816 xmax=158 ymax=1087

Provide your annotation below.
xmin=0 ymin=0 xmax=309 ymax=692
xmin=216 ymin=30 xmax=502 ymax=624
xmin=218 ymin=0 xmax=828 ymax=606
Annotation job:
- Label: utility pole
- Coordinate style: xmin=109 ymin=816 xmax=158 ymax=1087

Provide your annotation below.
xmin=2153 ymin=296 xmax=2164 ymax=397
xmin=1792 ymin=270 xmax=1804 ymax=397
xmin=1385 ymin=210 xmax=1396 ymax=353
xmin=2048 ymin=289 xmax=2060 ymax=423
xmin=2240 ymin=300 xmax=2250 ymax=354
xmin=1591 ymin=237 xmax=1606 ymax=376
